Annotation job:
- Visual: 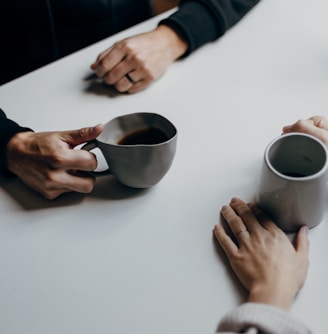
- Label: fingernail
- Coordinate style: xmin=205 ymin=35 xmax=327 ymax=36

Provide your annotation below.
xmin=92 ymin=123 xmax=103 ymax=131
xmin=282 ymin=125 xmax=292 ymax=132
xmin=221 ymin=205 xmax=228 ymax=212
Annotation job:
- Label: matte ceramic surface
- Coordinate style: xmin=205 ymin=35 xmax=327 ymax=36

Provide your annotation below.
xmin=258 ymin=133 xmax=328 ymax=232
xmin=82 ymin=112 xmax=177 ymax=188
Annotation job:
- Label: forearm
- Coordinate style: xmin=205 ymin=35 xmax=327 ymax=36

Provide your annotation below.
xmin=159 ymin=0 xmax=261 ymax=56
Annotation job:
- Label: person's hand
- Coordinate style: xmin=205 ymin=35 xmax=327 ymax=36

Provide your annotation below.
xmin=90 ymin=25 xmax=188 ymax=94
xmin=5 ymin=124 xmax=104 ymax=199
xmin=214 ymin=198 xmax=309 ymax=311
xmin=282 ymin=115 xmax=328 ymax=147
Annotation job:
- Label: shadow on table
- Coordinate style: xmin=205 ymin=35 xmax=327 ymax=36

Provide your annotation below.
xmin=0 ymin=175 xmax=84 ymax=210
xmin=83 ymin=72 xmax=122 ymax=98
xmin=0 ymin=174 xmax=148 ymax=211
xmin=89 ymin=174 xmax=149 ymax=200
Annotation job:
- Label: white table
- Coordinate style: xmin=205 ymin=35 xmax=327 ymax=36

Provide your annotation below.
xmin=0 ymin=1 xmax=327 ymax=333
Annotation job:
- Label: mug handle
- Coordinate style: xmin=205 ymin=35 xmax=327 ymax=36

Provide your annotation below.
xmin=81 ymin=140 xmax=112 ymax=176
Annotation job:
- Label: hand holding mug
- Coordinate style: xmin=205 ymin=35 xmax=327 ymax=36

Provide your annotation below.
xmin=282 ymin=115 xmax=328 ymax=147
xmin=6 ymin=125 xmax=104 ymax=199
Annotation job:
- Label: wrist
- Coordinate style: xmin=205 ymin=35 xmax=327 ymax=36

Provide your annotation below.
xmin=5 ymin=131 xmax=34 ymax=174
xmin=248 ymin=282 xmax=297 ymax=311
xmin=155 ymin=24 xmax=188 ymax=60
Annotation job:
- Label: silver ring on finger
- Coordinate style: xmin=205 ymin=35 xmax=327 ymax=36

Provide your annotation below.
xmin=236 ymin=229 xmax=248 ymax=237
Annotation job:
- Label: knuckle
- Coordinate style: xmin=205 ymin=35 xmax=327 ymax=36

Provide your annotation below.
xmin=230 ymin=252 xmax=244 ymax=264
xmin=294 ymin=119 xmax=307 ymax=130
xmin=104 ymin=72 xmax=115 ymax=85
xmin=147 ymin=72 xmax=156 ymax=81
xmin=140 ymin=64 xmax=155 ymax=80
xmin=82 ymin=180 xmax=95 ymax=193
xmin=120 ymin=39 xmax=135 ymax=53
xmin=47 ymin=153 xmax=65 ymax=168
xmin=43 ymin=191 xmax=59 ymax=200
xmin=79 ymin=127 xmax=88 ymax=138
xmin=98 ymin=58 xmax=110 ymax=72
xmin=115 ymin=81 xmax=128 ymax=93
xmin=89 ymin=156 xmax=98 ymax=171
xmin=43 ymin=169 xmax=60 ymax=185
xmin=129 ymin=52 xmax=143 ymax=64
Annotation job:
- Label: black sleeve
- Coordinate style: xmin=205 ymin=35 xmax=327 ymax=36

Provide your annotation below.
xmin=0 ymin=109 xmax=33 ymax=173
xmin=159 ymin=0 xmax=261 ymax=56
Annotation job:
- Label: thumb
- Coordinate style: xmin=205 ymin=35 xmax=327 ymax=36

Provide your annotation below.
xmin=63 ymin=124 xmax=104 ymax=147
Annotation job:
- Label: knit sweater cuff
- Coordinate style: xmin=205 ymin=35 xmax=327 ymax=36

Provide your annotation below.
xmin=217 ymin=303 xmax=312 ymax=334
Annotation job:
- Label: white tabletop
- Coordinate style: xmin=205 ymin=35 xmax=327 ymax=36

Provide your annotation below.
xmin=0 ymin=1 xmax=328 ymax=333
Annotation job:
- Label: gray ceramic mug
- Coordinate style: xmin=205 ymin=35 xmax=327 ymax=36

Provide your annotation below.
xmin=82 ymin=112 xmax=177 ymax=188
xmin=257 ymin=132 xmax=328 ymax=232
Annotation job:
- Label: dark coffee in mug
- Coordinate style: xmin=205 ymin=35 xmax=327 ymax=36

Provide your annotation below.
xmin=282 ymin=172 xmax=307 ymax=178
xmin=81 ymin=112 xmax=177 ymax=188
xmin=118 ymin=127 xmax=169 ymax=145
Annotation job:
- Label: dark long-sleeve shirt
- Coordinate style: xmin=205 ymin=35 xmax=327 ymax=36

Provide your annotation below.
xmin=161 ymin=0 xmax=261 ymax=56
xmin=0 ymin=109 xmax=32 ymax=171
xmin=0 ymin=0 xmax=152 ymax=85
xmin=0 ymin=0 xmax=260 ymax=157
xmin=0 ymin=0 xmax=260 ymax=85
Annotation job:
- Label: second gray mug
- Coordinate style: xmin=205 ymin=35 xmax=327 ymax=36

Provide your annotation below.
xmin=257 ymin=132 xmax=328 ymax=232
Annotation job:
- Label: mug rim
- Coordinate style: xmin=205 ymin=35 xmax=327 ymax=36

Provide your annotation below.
xmin=264 ymin=132 xmax=328 ymax=181
xmin=100 ymin=112 xmax=177 ymax=147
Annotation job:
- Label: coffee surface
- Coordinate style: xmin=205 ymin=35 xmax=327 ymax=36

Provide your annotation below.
xmin=283 ymin=172 xmax=307 ymax=177
xmin=118 ymin=127 xmax=169 ymax=145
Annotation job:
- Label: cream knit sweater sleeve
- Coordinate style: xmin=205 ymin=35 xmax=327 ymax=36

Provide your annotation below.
xmin=217 ymin=303 xmax=312 ymax=334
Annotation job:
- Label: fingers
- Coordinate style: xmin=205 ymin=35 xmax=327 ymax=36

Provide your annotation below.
xmin=248 ymin=203 xmax=277 ymax=232
xmin=19 ymin=163 xmax=96 ymax=200
xmin=225 ymin=198 xmax=264 ymax=234
xmin=213 ymin=224 xmax=238 ymax=257
xmin=91 ymin=40 xmax=136 ymax=86
xmin=39 ymin=174 xmax=96 ymax=200
xmin=214 ymin=199 xmax=253 ymax=257
xmin=309 ymin=115 xmax=328 ymax=131
xmin=282 ymin=118 xmax=319 ymax=134
xmin=47 ymin=125 xmax=104 ymax=171
xmin=282 ymin=116 xmax=328 ymax=147
xmin=220 ymin=203 xmax=250 ymax=240
xmin=99 ymin=55 xmax=149 ymax=93
xmin=90 ymin=34 xmax=163 ymax=94
xmin=216 ymin=198 xmax=278 ymax=248
xmin=56 ymin=171 xmax=96 ymax=194
xmin=65 ymin=124 xmax=104 ymax=147
xmin=113 ymin=71 xmax=141 ymax=93
xmin=52 ymin=149 xmax=98 ymax=171
xmin=295 ymin=225 xmax=310 ymax=261
xmin=90 ymin=46 xmax=118 ymax=77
